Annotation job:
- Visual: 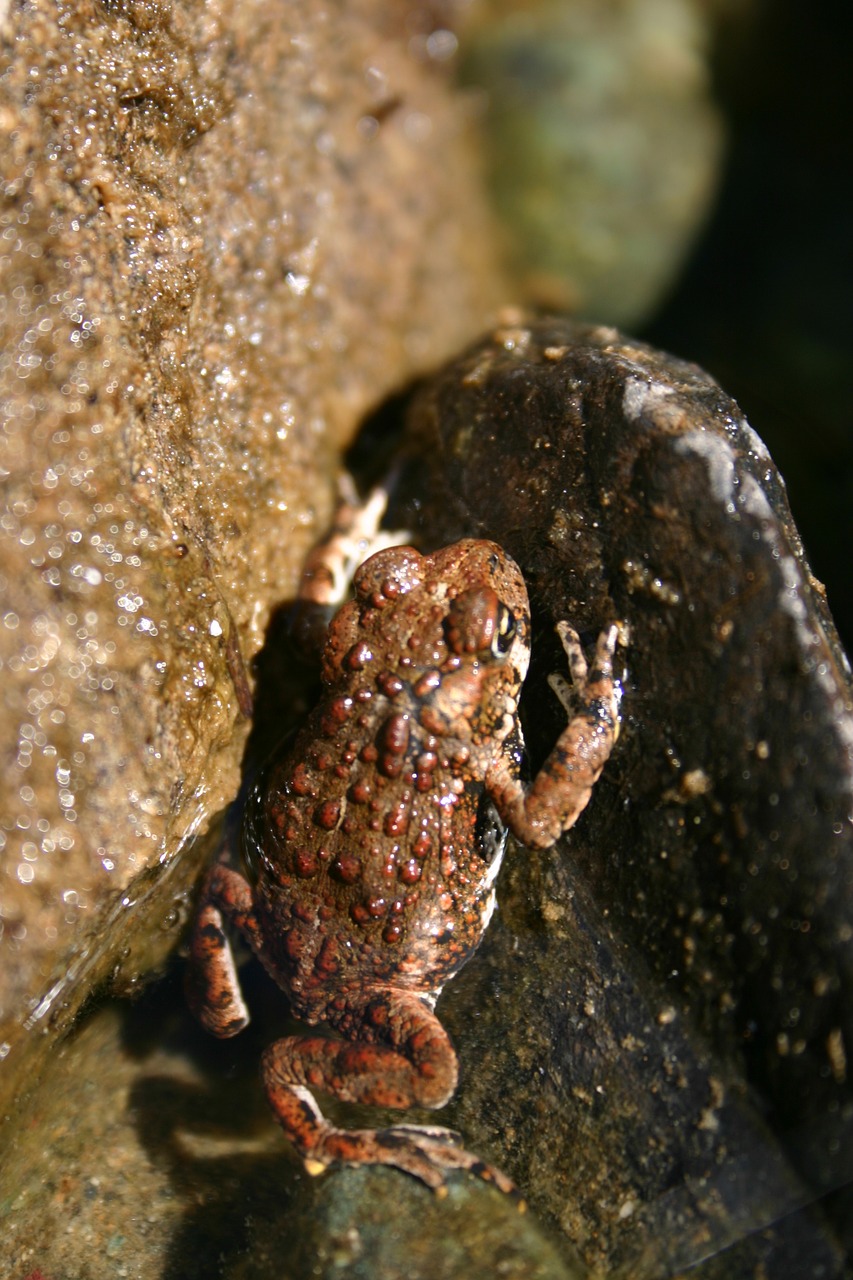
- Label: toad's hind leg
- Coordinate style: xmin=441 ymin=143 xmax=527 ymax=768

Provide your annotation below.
xmin=298 ymin=472 xmax=411 ymax=609
xmin=185 ymin=863 xmax=264 ymax=1039
xmin=261 ymin=988 xmax=517 ymax=1195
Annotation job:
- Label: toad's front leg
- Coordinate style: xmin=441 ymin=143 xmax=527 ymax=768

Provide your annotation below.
xmin=262 ymin=988 xmax=516 ymax=1195
xmin=489 ymin=622 xmax=622 ymax=849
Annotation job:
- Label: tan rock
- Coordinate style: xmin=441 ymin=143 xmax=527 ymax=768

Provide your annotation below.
xmin=0 ymin=0 xmax=504 ymax=1115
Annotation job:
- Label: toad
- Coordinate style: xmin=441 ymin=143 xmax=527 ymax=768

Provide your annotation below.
xmin=187 ymin=528 xmax=621 ymax=1193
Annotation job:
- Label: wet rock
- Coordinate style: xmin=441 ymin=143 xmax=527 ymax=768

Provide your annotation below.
xmin=402 ymin=315 xmax=853 ymax=1274
xmin=287 ymin=1171 xmax=579 ymax=1280
xmin=0 ymin=0 xmax=504 ymax=1121
xmin=0 ymin=983 xmax=582 ymax=1280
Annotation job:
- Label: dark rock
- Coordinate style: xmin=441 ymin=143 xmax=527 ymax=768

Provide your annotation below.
xmin=403 ymin=315 xmax=853 ymax=1274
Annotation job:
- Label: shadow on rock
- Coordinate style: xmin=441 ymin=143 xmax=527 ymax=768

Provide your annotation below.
xmin=129 ymin=1069 xmax=301 ymax=1280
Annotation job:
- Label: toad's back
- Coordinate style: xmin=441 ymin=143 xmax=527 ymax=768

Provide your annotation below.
xmin=244 ymin=539 xmax=533 ymax=1020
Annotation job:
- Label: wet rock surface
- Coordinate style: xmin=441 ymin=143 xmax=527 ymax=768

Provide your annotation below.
xmin=0 ymin=983 xmax=580 ymax=1280
xmin=0 ymin=0 xmax=503 ymax=1121
xmin=399 ymin=315 xmax=853 ymax=1274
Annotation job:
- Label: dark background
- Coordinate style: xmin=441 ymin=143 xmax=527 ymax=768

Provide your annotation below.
xmin=643 ymin=0 xmax=853 ymax=653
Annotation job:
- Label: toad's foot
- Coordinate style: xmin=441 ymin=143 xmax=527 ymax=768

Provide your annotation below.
xmin=268 ymin=1081 xmax=518 ymax=1197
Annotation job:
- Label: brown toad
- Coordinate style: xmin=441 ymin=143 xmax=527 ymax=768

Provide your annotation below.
xmin=187 ymin=536 xmax=621 ymax=1193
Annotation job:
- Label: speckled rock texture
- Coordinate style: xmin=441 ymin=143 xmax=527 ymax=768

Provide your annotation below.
xmin=0 ymin=992 xmax=581 ymax=1280
xmin=0 ymin=0 xmax=504 ymax=1118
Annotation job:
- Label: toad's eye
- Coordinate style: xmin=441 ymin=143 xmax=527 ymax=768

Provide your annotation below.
xmin=446 ymin=588 xmax=516 ymax=659
xmin=491 ymin=603 xmax=516 ymax=657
